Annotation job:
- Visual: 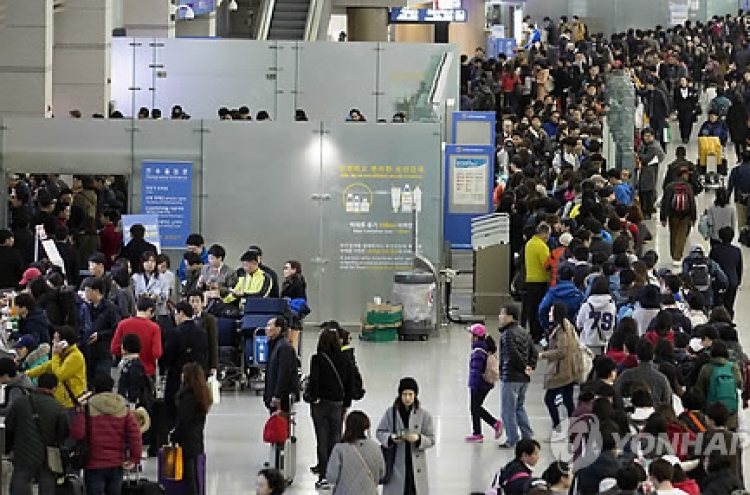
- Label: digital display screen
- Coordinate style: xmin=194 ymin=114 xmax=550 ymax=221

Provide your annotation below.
xmin=389 ymin=8 xmax=468 ymax=23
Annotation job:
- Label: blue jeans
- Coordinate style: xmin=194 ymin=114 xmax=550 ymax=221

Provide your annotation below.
xmin=501 ymin=381 xmax=533 ymax=445
xmin=85 ymin=466 xmax=123 ymax=495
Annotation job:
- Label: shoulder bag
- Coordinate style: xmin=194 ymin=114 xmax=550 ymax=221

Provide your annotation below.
xmin=28 ymin=393 xmax=67 ymax=474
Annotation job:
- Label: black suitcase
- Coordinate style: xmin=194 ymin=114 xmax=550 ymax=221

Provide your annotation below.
xmin=122 ymin=476 xmax=165 ymax=495
xmin=244 ymin=298 xmax=290 ymax=315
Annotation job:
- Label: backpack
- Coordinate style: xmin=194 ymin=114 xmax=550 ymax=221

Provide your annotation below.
xmin=688 ymin=261 xmax=712 ymax=292
xmin=483 ymin=352 xmax=500 ymax=384
xmin=671 ymin=182 xmax=691 ymax=214
xmin=706 ymin=361 xmax=738 ymax=414
xmin=488 ymin=468 xmax=532 ymax=495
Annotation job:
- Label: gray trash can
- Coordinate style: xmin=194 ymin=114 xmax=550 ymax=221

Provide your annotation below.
xmin=393 ymin=271 xmax=436 ymax=340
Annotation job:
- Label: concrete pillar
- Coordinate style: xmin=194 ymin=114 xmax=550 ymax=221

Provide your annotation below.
xmin=449 ymin=0 xmax=485 ymax=56
xmin=346 ymin=7 xmax=388 ymax=41
xmin=393 ymin=23 xmax=434 ymax=42
xmin=175 ymin=12 xmax=217 ymax=37
xmin=122 ymin=0 xmax=174 ymax=38
xmin=53 ymin=0 xmax=112 ymax=118
xmin=0 ymin=0 xmax=53 ymax=117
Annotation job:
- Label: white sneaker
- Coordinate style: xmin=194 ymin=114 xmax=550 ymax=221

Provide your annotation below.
xmin=673 ymin=260 xmax=682 ymax=267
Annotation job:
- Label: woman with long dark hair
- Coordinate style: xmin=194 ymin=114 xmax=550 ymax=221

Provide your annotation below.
xmin=281 ymin=260 xmax=307 ymax=300
xmin=539 ymin=303 xmax=582 ymax=428
xmin=376 ymin=377 xmax=435 ymax=495
xmin=307 ymin=328 xmax=354 ymax=489
xmin=327 ymin=411 xmax=385 ymax=494
xmin=171 ymin=362 xmax=211 ymax=495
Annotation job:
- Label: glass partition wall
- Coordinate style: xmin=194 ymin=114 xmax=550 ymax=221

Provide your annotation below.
xmin=0 ymin=119 xmax=443 ymax=325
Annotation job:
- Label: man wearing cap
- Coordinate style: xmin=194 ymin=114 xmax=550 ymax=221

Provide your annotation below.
xmin=18 ymin=267 xmax=42 ymax=288
xmin=681 ymin=245 xmax=727 ymax=308
xmin=0 ymin=229 xmax=25 ymax=290
xmin=83 ymin=252 xmax=116 ymax=299
xmin=14 ymin=293 xmax=50 ymax=345
xmin=14 ymin=334 xmax=50 ymax=374
xmin=661 ymin=166 xmax=697 ymax=266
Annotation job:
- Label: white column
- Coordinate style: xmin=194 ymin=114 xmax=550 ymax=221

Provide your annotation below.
xmin=175 ymin=12 xmax=217 ymax=37
xmin=123 ymin=0 xmax=174 ymax=38
xmin=0 ymin=0 xmax=53 ymax=117
xmin=53 ymin=0 xmax=112 ymax=117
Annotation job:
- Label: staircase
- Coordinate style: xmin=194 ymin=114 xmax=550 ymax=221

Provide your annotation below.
xmin=267 ymin=0 xmax=311 ymax=40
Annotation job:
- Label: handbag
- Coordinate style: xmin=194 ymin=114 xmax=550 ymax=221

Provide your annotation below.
xmin=379 ymin=407 xmax=397 ymax=485
xmin=263 ymin=413 xmax=290 ymax=444
xmin=207 ymin=375 xmax=220 ymax=406
xmin=161 ymin=444 xmax=183 ymax=481
xmin=28 ymin=393 xmax=66 ymax=474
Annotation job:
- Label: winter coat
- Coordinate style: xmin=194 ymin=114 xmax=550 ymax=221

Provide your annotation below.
xmin=699 ymin=120 xmax=729 ymax=145
xmin=500 ymin=321 xmax=538 ymax=383
xmin=632 ymin=307 xmax=660 ymax=336
xmin=82 ymin=298 xmax=121 ymax=360
xmin=543 ymin=246 xmax=568 ymax=287
xmin=538 ymin=280 xmax=584 ymax=330
xmin=19 ymin=343 xmax=50 ymax=374
xmin=19 ymin=307 xmax=50 ymax=345
xmin=576 ymin=450 xmax=620 ymax=495
xmin=637 ymin=141 xmax=665 ymax=192
xmin=576 ymin=295 xmax=617 ymax=348
xmin=376 ymin=405 xmax=435 ymax=495
xmin=710 ymin=242 xmax=743 ymax=288
xmin=264 ymin=335 xmax=299 ymax=409
xmin=0 ymin=373 xmax=34 ymax=416
xmin=701 ymin=468 xmax=743 ymax=495
xmin=308 ymin=351 xmax=355 ymax=407
xmin=70 ymin=391 xmax=142 ymax=469
xmin=539 ymin=319 xmax=582 ymax=389
xmin=614 ymin=362 xmax=673 ymax=404
xmin=171 ymin=387 xmax=207 ymax=457
xmin=4 ymin=390 xmax=69 ymax=470
xmin=327 ymin=439 xmax=385 ymax=495
xmin=468 ymin=340 xmax=492 ymax=391
xmin=26 ymin=344 xmax=87 ymax=408
xmin=726 ymin=101 xmax=749 ymax=143
xmin=661 ymin=176 xmax=697 ymax=221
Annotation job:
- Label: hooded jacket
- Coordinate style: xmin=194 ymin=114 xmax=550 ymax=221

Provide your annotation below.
xmin=5 ymin=390 xmax=69 ymax=470
xmin=70 ymin=391 xmax=142 ymax=469
xmin=19 ymin=343 xmax=50 ymax=374
xmin=539 ymin=319 xmax=582 ymax=389
xmin=468 ymin=339 xmax=492 ymax=391
xmin=576 ymin=294 xmax=617 ymax=348
xmin=0 ymin=373 xmax=34 ymax=416
xmin=538 ymin=280 xmax=584 ymax=330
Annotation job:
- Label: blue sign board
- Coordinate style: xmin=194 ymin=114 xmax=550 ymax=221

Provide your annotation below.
xmin=444 ymin=145 xmax=495 ymax=249
xmin=121 ymin=214 xmax=161 ymax=252
xmin=389 ymin=8 xmax=467 ymax=23
xmin=486 ymin=37 xmax=518 ymax=59
xmin=141 ymin=161 xmax=192 ymax=249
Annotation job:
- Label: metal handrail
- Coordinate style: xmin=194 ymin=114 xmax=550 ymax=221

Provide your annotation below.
xmin=303 ymin=0 xmax=323 ymax=41
xmin=256 ymin=0 xmax=277 ymax=39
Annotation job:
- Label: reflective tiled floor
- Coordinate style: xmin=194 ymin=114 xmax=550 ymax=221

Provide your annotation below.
xmin=140 ymin=127 xmax=750 ymax=494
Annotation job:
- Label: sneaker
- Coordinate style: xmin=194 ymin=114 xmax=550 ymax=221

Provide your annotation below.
xmin=310 ymin=465 xmax=321 ymax=475
xmin=498 ymin=442 xmax=515 ymax=449
xmin=464 ymin=434 xmax=484 ymax=443
xmin=673 ymin=260 xmax=682 ymax=267
xmin=315 ymin=478 xmax=331 ymax=490
xmin=493 ymin=420 xmax=504 ymax=439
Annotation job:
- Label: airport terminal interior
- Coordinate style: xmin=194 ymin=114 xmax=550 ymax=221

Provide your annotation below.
xmin=4 ymin=0 xmax=750 ymax=494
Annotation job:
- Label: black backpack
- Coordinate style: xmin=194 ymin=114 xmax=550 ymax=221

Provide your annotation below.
xmin=689 ymin=261 xmax=712 ymax=292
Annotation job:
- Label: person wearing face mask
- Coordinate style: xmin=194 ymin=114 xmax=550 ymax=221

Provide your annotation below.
xmin=376 ymin=377 xmax=435 ymax=495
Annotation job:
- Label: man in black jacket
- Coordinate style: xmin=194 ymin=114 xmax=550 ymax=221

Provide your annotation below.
xmin=498 ymin=304 xmax=538 ymax=448
xmin=120 ymin=223 xmax=159 ymax=273
xmin=5 ymin=373 xmax=69 ymax=495
xmin=14 ymin=293 xmax=50 ymax=345
xmin=81 ymin=277 xmax=121 ymax=386
xmin=0 ymin=229 xmax=25 ymax=290
xmin=264 ymin=316 xmax=299 ymax=413
xmin=163 ymin=302 xmax=207 ymax=429
xmin=53 ymin=225 xmax=79 ymax=286
xmin=727 ymin=152 xmax=750 ymax=228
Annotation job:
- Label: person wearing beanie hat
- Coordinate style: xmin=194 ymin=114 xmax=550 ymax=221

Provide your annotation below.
xmin=376 ymin=377 xmax=435 ymax=495
xmin=465 ymin=325 xmax=502 ymax=442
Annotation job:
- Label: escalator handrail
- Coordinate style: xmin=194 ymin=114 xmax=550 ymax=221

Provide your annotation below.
xmin=256 ymin=0 xmax=277 ymax=40
xmin=303 ymin=0 xmax=323 ymax=41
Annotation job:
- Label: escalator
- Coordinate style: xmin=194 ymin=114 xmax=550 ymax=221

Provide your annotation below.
xmin=255 ymin=0 xmax=328 ymax=41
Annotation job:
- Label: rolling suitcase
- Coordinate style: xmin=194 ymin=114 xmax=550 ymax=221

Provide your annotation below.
xmin=244 ymin=298 xmax=290 ymax=315
xmin=122 ymin=469 xmax=165 ymax=495
xmin=268 ymin=396 xmax=297 ymax=485
xmin=157 ymin=450 xmax=206 ymax=495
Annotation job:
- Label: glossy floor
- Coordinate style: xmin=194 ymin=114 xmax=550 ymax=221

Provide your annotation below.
xmin=140 ymin=133 xmax=750 ymax=494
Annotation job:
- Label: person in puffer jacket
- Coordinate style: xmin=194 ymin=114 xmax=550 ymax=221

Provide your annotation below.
xmin=70 ymin=374 xmax=142 ymax=494
xmin=465 ymin=324 xmax=502 ymax=443
xmin=538 ymin=264 xmax=584 ymax=331
xmin=576 ymin=277 xmax=617 ymax=354
xmin=14 ymin=335 xmax=50 ymax=377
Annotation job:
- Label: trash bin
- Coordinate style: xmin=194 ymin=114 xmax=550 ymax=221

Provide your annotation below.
xmin=393 ymin=271 xmax=436 ymax=340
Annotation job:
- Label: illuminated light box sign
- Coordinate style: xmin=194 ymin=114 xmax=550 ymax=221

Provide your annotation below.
xmin=389 ymin=8 xmax=468 ymax=23
xmin=178 ymin=0 xmax=216 ymax=19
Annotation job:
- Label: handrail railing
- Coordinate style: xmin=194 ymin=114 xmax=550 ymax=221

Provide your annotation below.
xmin=256 ymin=0 xmax=277 ymax=40
xmin=303 ymin=0 xmax=324 ymax=41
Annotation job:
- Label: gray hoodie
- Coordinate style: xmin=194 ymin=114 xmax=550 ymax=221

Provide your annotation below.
xmin=0 ymin=373 xmax=35 ymax=416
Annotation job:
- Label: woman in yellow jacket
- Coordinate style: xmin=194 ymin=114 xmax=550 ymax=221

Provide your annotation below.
xmin=27 ymin=325 xmax=87 ymax=410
